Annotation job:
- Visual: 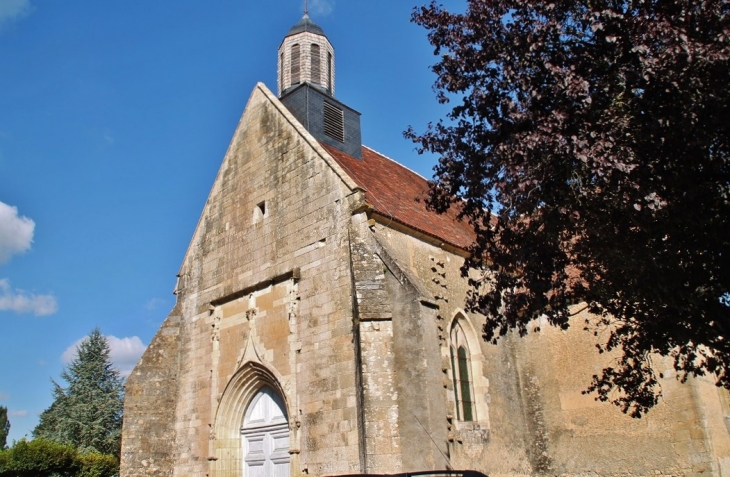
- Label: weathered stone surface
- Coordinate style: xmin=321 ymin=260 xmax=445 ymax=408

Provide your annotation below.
xmin=121 ymin=310 xmax=182 ymax=477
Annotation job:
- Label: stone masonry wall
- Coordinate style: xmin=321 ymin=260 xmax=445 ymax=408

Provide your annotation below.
xmin=348 ymin=213 xmax=402 ymax=474
xmin=371 ymin=221 xmax=730 ymax=477
xmin=122 ymin=79 xmax=730 ymax=477
xmin=348 ymin=216 xmax=451 ymax=473
xmin=120 ymin=309 xmax=183 ymax=477
xmin=371 ymin=222 xmax=527 ymax=475
xmin=122 ymin=83 xmax=365 ymax=477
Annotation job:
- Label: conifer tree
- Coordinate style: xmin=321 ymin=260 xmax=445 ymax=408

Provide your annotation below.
xmin=0 ymin=406 xmax=9 ymax=450
xmin=33 ymin=329 xmax=124 ymax=455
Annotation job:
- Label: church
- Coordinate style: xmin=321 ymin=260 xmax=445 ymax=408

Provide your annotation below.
xmin=120 ymin=12 xmax=730 ymax=477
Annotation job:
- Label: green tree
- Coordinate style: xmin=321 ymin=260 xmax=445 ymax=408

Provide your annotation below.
xmin=0 ymin=439 xmax=118 ymax=477
xmin=0 ymin=407 xmax=9 ymax=450
xmin=407 ymin=0 xmax=729 ymax=416
xmin=0 ymin=438 xmax=78 ymax=477
xmin=34 ymin=329 xmax=124 ymax=455
xmin=75 ymin=452 xmax=118 ymax=477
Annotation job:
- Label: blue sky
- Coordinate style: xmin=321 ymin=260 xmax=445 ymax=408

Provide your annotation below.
xmin=0 ymin=0 xmax=463 ymax=442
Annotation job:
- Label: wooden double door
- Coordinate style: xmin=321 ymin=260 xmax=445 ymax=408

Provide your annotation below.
xmin=241 ymin=387 xmax=290 ymax=477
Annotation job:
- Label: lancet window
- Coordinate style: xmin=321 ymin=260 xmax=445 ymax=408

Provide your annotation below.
xmin=450 ymin=318 xmax=476 ymax=421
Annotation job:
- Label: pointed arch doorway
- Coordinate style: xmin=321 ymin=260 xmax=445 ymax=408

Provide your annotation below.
xmin=241 ymin=386 xmax=290 ymax=477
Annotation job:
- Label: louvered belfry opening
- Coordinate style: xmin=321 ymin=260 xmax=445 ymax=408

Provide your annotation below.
xmin=291 ymin=44 xmax=301 ymax=85
xmin=311 ymin=44 xmax=321 ymax=85
xmin=278 ymin=13 xmax=335 ymax=96
xmin=279 ymin=14 xmax=360 ymax=159
xmin=280 ymin=83 xmax=362 ymax=159
xmin=323 ymin=101 xmax=345 ymax=143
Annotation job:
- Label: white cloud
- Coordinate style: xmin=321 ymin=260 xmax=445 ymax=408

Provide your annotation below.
xmin=309 ymin=0 xmax=334 ymax=16
xmin=62 ymin=334 xmax=146 ymax=379
xmin=0 ymin=278 xmax=57 ymax=316
xmin=61 ymin=337 xmax=83 ymax=364
xmin=0 ymin=0 xmax=32 ymax=28
xmin=107 ymin=336 xmax=146 ymax=377
xmin=9 ymin=410 xmax=28 ymax=418
xmin=0 ymin=201 xmax=34 ymax=264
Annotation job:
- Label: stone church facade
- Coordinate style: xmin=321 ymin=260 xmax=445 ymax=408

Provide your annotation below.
xmin=120 ymin=14 xmax=730 ymax=477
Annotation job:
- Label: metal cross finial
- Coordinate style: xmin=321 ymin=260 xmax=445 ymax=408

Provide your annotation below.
xmin=304 ymin=0 xmax=308 ymax=15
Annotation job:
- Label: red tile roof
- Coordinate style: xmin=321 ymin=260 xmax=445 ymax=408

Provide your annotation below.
xmin=322 ymin=143 xmax=475 ymax=250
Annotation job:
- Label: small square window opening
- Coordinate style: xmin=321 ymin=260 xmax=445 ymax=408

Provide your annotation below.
xmin=253 ymin=201 xmax=266 ymax=224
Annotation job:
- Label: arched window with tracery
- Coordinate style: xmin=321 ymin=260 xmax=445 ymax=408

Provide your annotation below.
xmin=450 ymin=319 xmax=476 ymax=422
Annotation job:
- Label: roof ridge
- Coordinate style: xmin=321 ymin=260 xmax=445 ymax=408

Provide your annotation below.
xmin=361 ymin=145 xmax=433 ymax=183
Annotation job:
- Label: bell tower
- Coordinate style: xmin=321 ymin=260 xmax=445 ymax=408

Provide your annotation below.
xmin=278 ymin=11 xmax=361 ymax=160
xmin=278 ymin=12 xmax=335 ymax=96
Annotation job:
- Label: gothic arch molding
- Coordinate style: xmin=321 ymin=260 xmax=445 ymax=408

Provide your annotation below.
xmin=448 ymin=310 xmax=490 ymax=428
xmin=211 ymin=361 xmax=291 ymax=477
xmin=448 ymin=309 xmax=482 ymax=354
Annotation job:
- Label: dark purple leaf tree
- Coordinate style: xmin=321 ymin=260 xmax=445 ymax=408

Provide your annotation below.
xmin=407 ymin=0 xmax=729 ymax=417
